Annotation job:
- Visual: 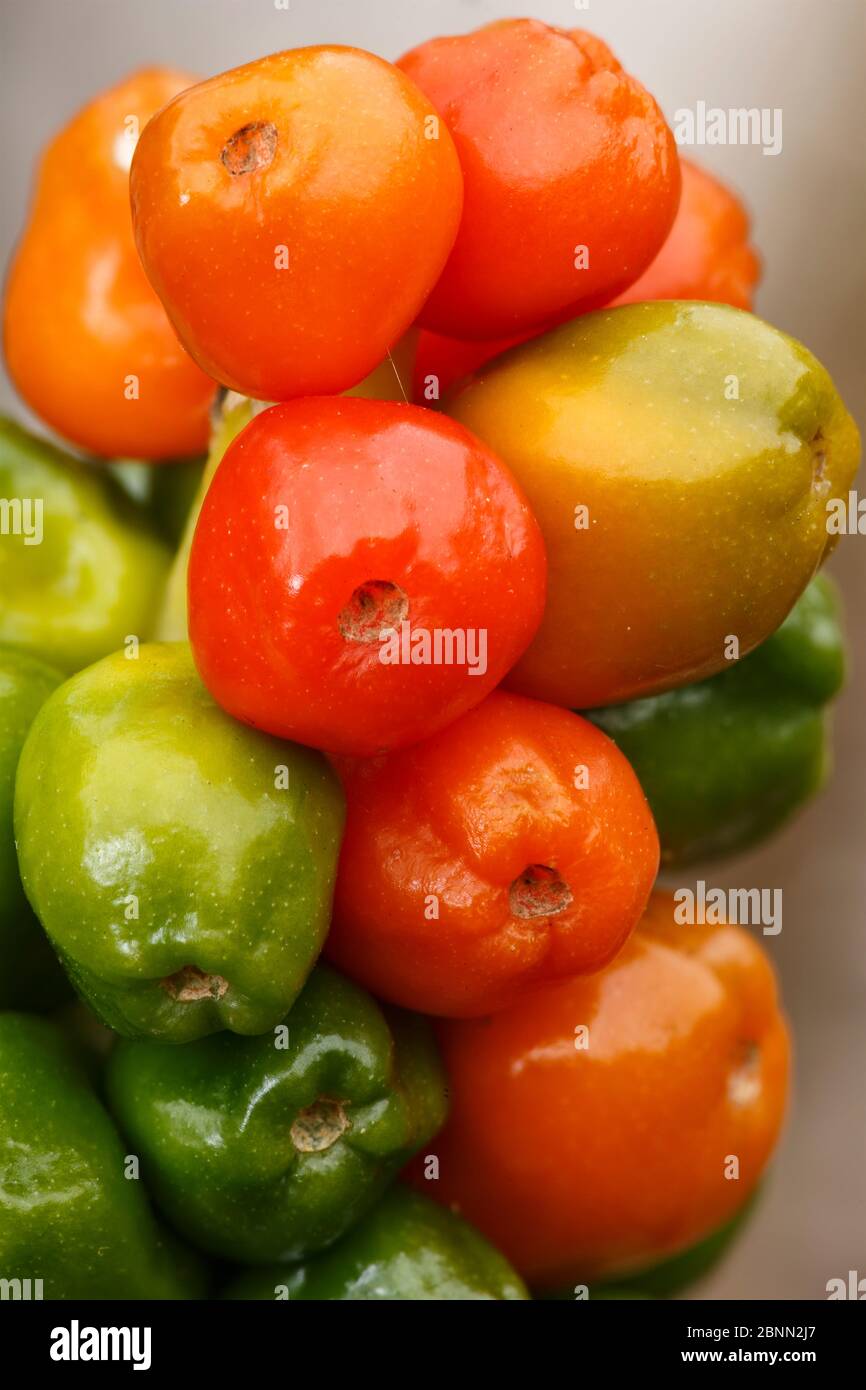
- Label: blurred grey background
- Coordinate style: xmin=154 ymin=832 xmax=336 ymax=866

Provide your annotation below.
xmin=2 ymin=0 xmax=864 ymax=1300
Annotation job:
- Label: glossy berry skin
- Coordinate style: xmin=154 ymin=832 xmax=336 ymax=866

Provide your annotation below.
xmin=14 ymin=645 xmax=345 ymax=1043
xmin=327 ymin=690 xmax=659 ymax=1017
xmin=580 ymin=1199 xmax=758 ymax=1301
xmin=188 ymin=398 xmax=546 ymax=757
xmin=409 ymin=891 xmax=790 ymax=1289
xmin=614 ymin=157 xmax=760 ymax=309
xmin=4 ymin=68 xmax=215 ymax=460
xmin=398 ymin=20 xmax=680 ymax=339
xmin=447 ymin=301 xmax=861 ymax=710
xmin=224 ymin=1186 xmax=528 ymax=1301
xmin=0 ymin=647 xmax=68 ymax=1010
xmin=130 ymin=47 xmax=463 ymax=399
xmin=412 ymin=329 xmax=531 ymax=404
xmin=0 ymin=1015 xmax=204 ymax=1299
xmin=412 ymin=157 xmax=761 ymax=402
xmin=106 ymin=966 xmax=447 ymax=1263
xmin=0 ymin=418 xmax=170 ymax=672
xmin=587 ymin=574 xmax=846 ymax=867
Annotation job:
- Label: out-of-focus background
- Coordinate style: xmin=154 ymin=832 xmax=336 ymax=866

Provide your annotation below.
xmin=1 ymin=0 xmax=863 ymax=1299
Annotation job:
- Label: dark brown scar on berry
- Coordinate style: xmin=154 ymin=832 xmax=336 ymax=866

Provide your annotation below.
xmin=509 ymin=865 xmax=574 ymax=919
xmin=338 ymin=580 xmax=410 ymax=643
xmin=290 ymin=1097 xmax=351 ymax=1153
xmin=221 ymin=121 xmax=278 ymax=176
xmin=161 ymin=965 xmax=229 ymax=1002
